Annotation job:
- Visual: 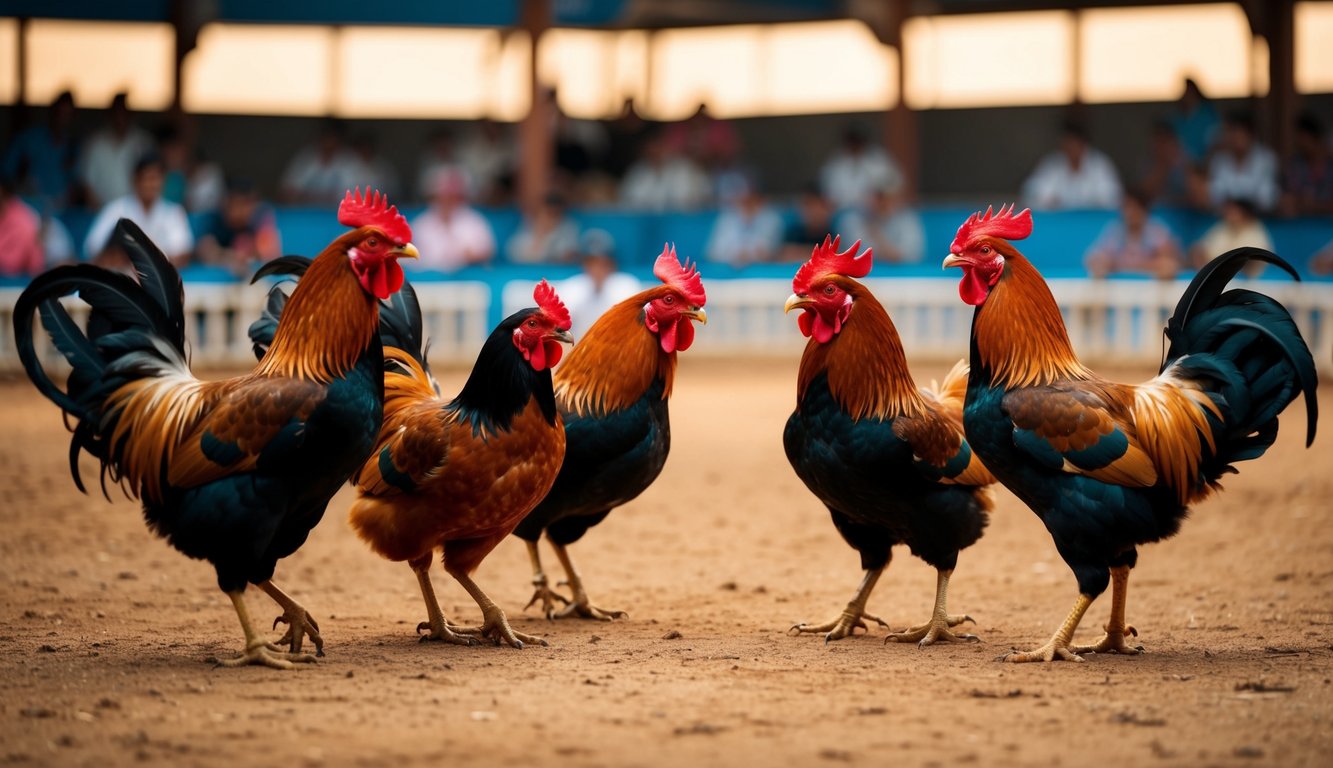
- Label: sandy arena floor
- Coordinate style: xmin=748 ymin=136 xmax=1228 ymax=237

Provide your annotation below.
xmin=0 ymin=358 xmax=1330 ymax=768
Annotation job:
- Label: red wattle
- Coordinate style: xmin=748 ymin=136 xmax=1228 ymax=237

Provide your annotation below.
xmin=541 ymin=340 xmax=563 ymax=369
xmin=958 ymin=267 xmax=991 ymax=306
xmin=673 ymin=319 xmax=695 ymax=352
xmin=797 ymin=310 xmax=814 ymax=338
xmin=658 ymin=318 xmax=679 ymax=353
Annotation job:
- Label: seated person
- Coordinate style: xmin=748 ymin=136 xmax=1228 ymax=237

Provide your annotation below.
xmin=557 ymin=229 xmax=641 ymax=338
xmin=506 ymin=192 xmax=580 ymax=264
xmin=1208 ymin=112 xmax=1279 ymax=212
xmin=704 ymin=178 xmax=783 ymax=266
xmin=409 ymin=169 xmax=495 ymax=272
xmin=836 ymin=185 xmax=925 ymax=264
xmin=0 ymin=177 xmax=44 ymax=277
xmin=1021 ymin=120 xmax=1122 ymax=210
xmin=1083 ymin=189 xmax=1182 ymax=280
xmin=780 ymin=184 xmax=837 ymax=262
xmin=84 ymin=153 xmax=194 ymax=269
xmin=196 ymin=179 xmax=283 ymax=277
xmin=1190 ymin=197 xmax=1274 ymax=276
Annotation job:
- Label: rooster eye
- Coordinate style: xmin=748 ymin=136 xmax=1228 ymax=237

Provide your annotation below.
xmin=824 ymin=285 xmax=836 ymax=295
xmin=981 ymin=245 xmax=991 ymax=255
xmin=366 ymin=237 xmax=379 ymax=248
xmin=663 ymin=295 xmax=674 ymax=305
xmin=527 ymin=319 xmax=537 ymax=328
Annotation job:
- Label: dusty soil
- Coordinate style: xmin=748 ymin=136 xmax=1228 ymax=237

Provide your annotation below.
xmin=0 ymin=358 xmax=1330 ymax=768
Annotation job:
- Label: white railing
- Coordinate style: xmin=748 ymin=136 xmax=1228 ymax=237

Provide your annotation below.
xmin=7 ymin=278 xmax=1332 ymax=375
xmin=2 ymin=281 xmax=492 ymax=374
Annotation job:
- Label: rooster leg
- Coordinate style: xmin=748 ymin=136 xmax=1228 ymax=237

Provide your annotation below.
xmin=449 ymin=572 xmax=550 ymax=649
xmin=523 ymin=541 xmax=571 ymax=620
xmin=1071 ymin=566 xmax=1144 ymax=655
xmin=215 ymin=590 xmax=317 ymax=670
xmin=790 ymin=567 xmax=891 ymax=643
xmin=410 ymin=559 xmax=478 ymax=647
xmin=549 ymin=542 xmax=628 ymax=621
xmin=885 ymin=568 xmax=979 ymax=647
xmin=1000 ymin=594 xmax=1094 ymax=663
xmin=258 ymin=580 xmax=324 ymax=657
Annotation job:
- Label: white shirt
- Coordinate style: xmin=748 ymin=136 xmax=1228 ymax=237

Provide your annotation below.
xmin=620 ymin=159 xmax=711 ymax=211
xmin=408 ymin=205 xmax=496 ymax=272
xmin=281 ymin=148 xmax=363 ymax=204
xmin=1209 ymin=145 xmax=1280 ymax=211
xmin=820 ymin=147 xmax=904 ymax=210
xmin=84 ymin=195 xmax=194 ymax=262
xmin=1022 ymin=148 xmax=1123 ymax=210
xmin=838 ymin=207 xmax=926 ymax=264
xmin=80 ymin=127 xmax=153 ymax=205
xmin=558 ymin=272 xmax=642 ymax=339
xmin=705 ymin=206 xmax=785 ymax=265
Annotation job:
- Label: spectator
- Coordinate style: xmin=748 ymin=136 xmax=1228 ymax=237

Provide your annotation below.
xmin=1208 ymin=112 xmax=1279 ymax=212
xmin=781 ymin=184 xmax=837 ymax=262
xmin=195 ymin=179 xmax=282 ymax=277
xmin=350 ymin=133 xmax=402 ymax=200
xmin=666 ymin=103 xmax=740 ymax=173
xmin=837 ymin=185 xmax=926 ymax=265
xmin=704 ymin=178 xmax=784 ymax=266
xmin=40 ymin=213 xmax=75 ymax=267
xmin=605 ymin=97 xmax=652 ymax=179
xmin=157 ymin=126 xmax=225 ymax=213
xmin=1139 ymin=121 xmax=1190 ymax=207
xmin=1169 ymin=77 xmax=1221 ymax=161
xmin=506 ymin=192 xmax=580 ymax=264
xmin=620 ymin=133 xmax=711 ymax=211
xmin=558 ymin=229 xmax=641 ymax=338
xmin=0 ymin=178 xmax=45 ymax=277
xmin=456 ymin=120 xmax=515 ymax=206
xmin=819 ymin=126 xmax=903 ymax=211
xmin=1279 ymin=113 xmax=1333 ymax=217
xmin=84 ymin=154 xmax=194 ymax=268
xmin=79 ymin=92 xmax=153 ymax=208
xmin=1022 ymin=121 xmax=1122 ymax=210
xmin=416 ymin=129 xmax=465 ymax=203
xmin=1083 ymin=189 xmax=1182 ymax=280
xmin=280 ymin=118 xmax=361 ymax=205
xmin=1311 ymin=239 xmax=1333 ymax=277
xmin=1190 ymin=198 xmax=1274 ymax=274
xmin=1184 ymin=162 xmax=1214 ymax=212
xmin=409 ymin=170 xmax=496 ymax=272
xmin=2 ymin=90 xmax=80 ymax=209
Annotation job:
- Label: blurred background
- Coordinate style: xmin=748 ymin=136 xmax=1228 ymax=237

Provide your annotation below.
xmin=1 ymin=0 xmax=1331 ymax=367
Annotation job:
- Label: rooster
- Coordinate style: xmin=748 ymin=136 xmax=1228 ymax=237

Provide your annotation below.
xmin=12 ymin=190 xmax=418 ymax=668
xmin=346 ymin=280 xmax=573 ymax=648
xmin=513 ymin=245 xmax=707 ymax=621
xmin=783 ymin=236 xmax=995 ymax=644
xmin=944 ymin=205 xmax=1318 ymax=662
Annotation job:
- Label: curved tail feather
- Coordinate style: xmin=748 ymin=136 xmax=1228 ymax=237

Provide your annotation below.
xmin=1160 ymin=248 xmax=1317 ymax=483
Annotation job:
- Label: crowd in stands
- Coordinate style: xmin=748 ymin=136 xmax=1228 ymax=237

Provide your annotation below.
xmin=2 ymin=79 xmax=1332 ymax=283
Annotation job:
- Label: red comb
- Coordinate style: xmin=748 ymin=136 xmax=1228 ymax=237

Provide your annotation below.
xmin=949 ymin=204 xmax=1032 ymax=253
xmin=653 ymin=244 xmax=707 ymax=306
xmin=533 ymin=279 xmax=571 ymax=331
xmin=792 ymin=235 xmax=872 ymax=294
xmin=338 ymin=187 xmax=412 ymax=246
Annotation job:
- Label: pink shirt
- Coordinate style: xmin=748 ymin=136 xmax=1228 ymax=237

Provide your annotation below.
xmin=0 ymin=198 xmax=44 ymax=277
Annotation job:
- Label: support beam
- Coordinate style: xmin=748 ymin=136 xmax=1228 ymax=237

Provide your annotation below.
xmin=882 ymin=0 xmax=918 ymax=199
xmin=517 ymin=0 xmax=554 ymax=213
xmin=1266 ymin=0 xmax=1297 ymax=163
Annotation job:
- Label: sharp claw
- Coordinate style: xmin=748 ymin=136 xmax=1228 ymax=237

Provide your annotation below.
xmin=961 ymin=615 xmax=977 ymax=626
xmin=1127 ymin=625 xmax=1138 ymax=637
xmin=272 ymin=615 xmax=287 ymax=631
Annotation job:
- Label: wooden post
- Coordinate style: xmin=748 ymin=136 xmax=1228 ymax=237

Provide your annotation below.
xmin=1267 ymin=0 xmax=1297 ymax=162
xmin=883 ymin=0 xmax=918 ymax=199
xmin=517 ymin=0 xmax=553 ymax=213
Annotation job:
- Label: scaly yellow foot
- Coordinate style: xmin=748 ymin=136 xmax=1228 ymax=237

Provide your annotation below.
xmin=524 ymin=573 xmax=572 ymax=620
xmin=416 ymin=617 xmax=481 ymax=646
xmin=1000 ymin=593 xmax=1094 ymax=664
xmin=259 ymin=581 xmax=324 ymax=656
xmin=547 ymin=542 xmax=628 ymax=621
xmin=1072 ymin=624 xmax=1144 ymax=655
xmin=451 ymin=606 xmax=549 ymax=649
xmin=791 ymin=609 xmax=890 ymax=643
xmin=886 ymin=614 xmax=978 ymax=647
xmin=215 ymin=638 xmax=318 ymax=670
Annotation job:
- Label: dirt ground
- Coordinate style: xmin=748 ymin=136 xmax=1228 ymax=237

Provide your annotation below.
xmin=0 ymin=358 xmax=1330 ymax=768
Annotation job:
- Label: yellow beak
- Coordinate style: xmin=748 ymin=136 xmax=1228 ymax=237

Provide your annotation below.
xmin=942 ymin=253 xmax=965 ymax=270
xmin=394 ymin=243 xmax=420 ymax=260
xmin=784 ymin=294 xmax=813 ymax=314
xmin=681 ymin=307 xmax=708 ymax=325
xmin=548 ymin=328 xmax=575 ymax=345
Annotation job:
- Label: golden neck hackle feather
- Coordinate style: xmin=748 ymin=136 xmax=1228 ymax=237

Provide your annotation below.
xmin=974 ymin=249 xmax=1091 ymax=389
xmin=797 ymin=278 xmax=926 ymax=421
xmin=256 ymin=233 xmax=380 ymax=383
xmin=555 ymin=286 xmax=678 ymax=418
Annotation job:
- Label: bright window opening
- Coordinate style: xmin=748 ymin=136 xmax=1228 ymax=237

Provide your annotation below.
xmin=184 ymin=24 xmax=334 ymax=116
xmin=0 ymin=19 xmax=17 ymax=105
xmin=904 ymin=11 xmax=1075 ymax=109
xmin=650 ymin=25 xmax=766 ymax=120
xmin=26 ymin=20 xmax=173 ymax=110
xmin=338 ymin=27 xmax=503 ymax=119
xmin=1297 ymin=1 xmax=1333 ymax=94
xmin=762 ymin=21 xmax=896 ymax=115
xmin=1079 ymin=4 xmax=1258 ymax=103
